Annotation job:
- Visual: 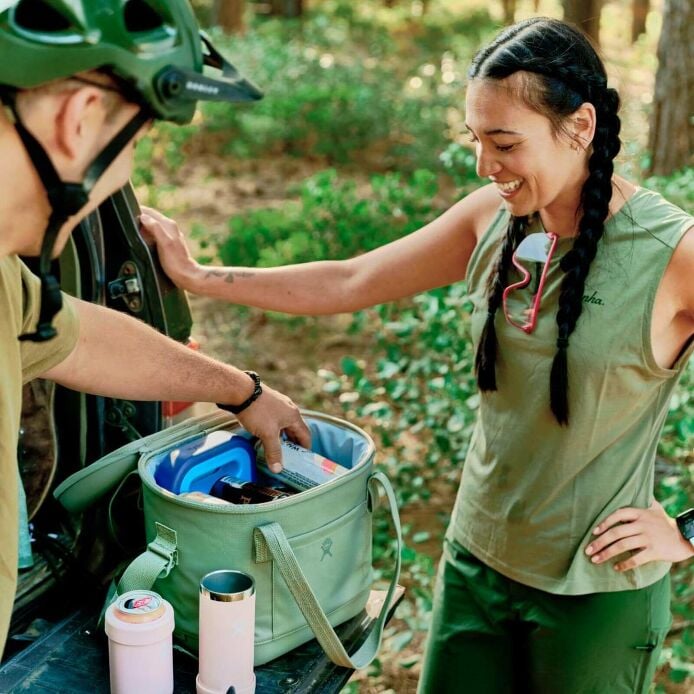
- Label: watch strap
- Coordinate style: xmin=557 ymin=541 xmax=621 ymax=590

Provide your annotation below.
xmin=675 ymin=508 xmax=694 ymax=545
xmin=217 ymin=371 xmax=263 ymax=415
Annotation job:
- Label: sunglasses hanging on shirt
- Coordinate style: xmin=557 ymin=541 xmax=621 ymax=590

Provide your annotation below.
xmin=502 ymin=231 xmax=559 ymax=334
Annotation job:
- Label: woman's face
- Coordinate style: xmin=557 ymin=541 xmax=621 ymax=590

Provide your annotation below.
xmin=465 ymin=77 xmax=587 ymax=219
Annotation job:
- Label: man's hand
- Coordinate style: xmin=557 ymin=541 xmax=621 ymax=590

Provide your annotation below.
xmin=234 ymin=384 xmax=311 ymax=473
xmin=585 ymin=500 xmax=694 ymax=572
xmin=139 ymin=206 xmax=202 ymax=290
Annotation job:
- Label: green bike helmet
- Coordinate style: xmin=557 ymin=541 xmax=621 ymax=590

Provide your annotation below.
xmin=0 ymin=0 xmax=262 ymax=123
xmin=0 ymin=0 xmax=262 ymax=341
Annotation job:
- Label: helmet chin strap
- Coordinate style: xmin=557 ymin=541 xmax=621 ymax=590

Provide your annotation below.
xmin=1 ymin=90 xmax=150 ymax=341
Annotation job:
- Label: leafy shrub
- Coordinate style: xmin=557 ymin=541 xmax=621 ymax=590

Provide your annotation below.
xmin=322 ymin=283 xmax=478 ymax=498
xmin=200 ymin=23 xmax=464 ymax=170
xmin=215 ymin=167 xmax=452 ymax=267
xmin=439 ymin=142 xmax=479 ymax=188
xmin=131 ymin=3 xmax=498 ymax=178
xmin=644 ymin=166 xmax=694 ymax=213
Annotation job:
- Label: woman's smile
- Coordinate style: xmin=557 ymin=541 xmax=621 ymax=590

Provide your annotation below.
xmin=494 ymin=178 xmax=524 ymax=197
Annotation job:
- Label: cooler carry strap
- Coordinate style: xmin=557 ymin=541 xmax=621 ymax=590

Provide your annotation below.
xmin=254 ymin=470 xmax=402 ymax=669
xmin=117 ymin=522 xmax=179 ymax=594
xmin=100 ymin=522 xmax=178 ymax=624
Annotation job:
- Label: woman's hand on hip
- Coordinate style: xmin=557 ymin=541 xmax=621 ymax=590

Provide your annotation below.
xmin=585 ymin=500 xmax=694 ymax=571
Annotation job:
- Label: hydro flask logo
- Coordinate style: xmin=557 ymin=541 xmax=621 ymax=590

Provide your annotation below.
xmin=320 ymin=538 xmax=334 ymax=561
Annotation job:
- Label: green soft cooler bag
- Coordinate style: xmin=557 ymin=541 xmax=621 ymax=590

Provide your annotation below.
xmin=55 ymin=410 xmax=402 ymax=668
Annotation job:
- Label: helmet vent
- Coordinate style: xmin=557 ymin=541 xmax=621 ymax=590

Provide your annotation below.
xmin=14 ymin=0 xmax=74 ymax=32
xmin=124 ymin=0 xmax=166 ymax=33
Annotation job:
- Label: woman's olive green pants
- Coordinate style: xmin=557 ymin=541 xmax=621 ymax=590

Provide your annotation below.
xmin=418 ymin=539 xmax=671 ymax=694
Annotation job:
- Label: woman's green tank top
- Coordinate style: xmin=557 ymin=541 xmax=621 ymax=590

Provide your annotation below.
xmin=449 ymin=187 xmax=693 ymax=594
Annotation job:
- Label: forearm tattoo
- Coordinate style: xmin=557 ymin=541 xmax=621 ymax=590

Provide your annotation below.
xmin=205 ymin=269 xmax=256 ymax=284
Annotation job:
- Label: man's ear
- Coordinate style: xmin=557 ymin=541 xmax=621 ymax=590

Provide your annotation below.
xmin=570 ymin=102 xmax=597 ymax=151
xmin=55 ymin=86 xmax=108 ymax=163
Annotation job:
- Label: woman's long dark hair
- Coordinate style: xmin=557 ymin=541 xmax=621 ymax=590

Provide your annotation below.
xmin=470 ymin=17 xmax=621 ymax=425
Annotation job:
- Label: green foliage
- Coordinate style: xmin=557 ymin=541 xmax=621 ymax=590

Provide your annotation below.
xmin=658 ymin=366 xmax=693 ymax=476
xmin=216 ymin=168 xmax=447 ymax=267
xmin=656 ymin=363 xmax=694 ymax=680
xmin=644 ymin=167 xmax=694 ymax=213
xmin=200 ymin=17 xmax=465 ymax=170
xmin=340 ymin=283 xmax=479 ymax=494
xmin=439 ymin=142 xmax=479 ymax=187
xmin=132 ymin=3 xmax=496 ymax=177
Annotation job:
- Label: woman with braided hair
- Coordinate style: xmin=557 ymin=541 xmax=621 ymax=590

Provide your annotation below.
xmin=143 ymin=17 xmax=693 ymax=692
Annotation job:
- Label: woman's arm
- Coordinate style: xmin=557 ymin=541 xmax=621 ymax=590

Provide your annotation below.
xmin=650 ymin=225 xmax=694 ymax=368
xmin=140 ymin=184 xmax=499 ymax=315
xmin=589 ymin=228 xmax=694 ymax=570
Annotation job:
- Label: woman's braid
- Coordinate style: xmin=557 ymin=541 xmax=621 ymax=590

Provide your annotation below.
xmin=550 ymin=86 xmax=621 ymax=423
xmin=476 ymin=215 xmax=528 ymax=390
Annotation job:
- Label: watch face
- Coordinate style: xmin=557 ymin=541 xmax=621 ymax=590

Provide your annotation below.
xmin=677 ymin=509 xmax=694 ymax=541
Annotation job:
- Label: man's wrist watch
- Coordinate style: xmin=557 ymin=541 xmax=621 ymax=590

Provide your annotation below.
xmin=675 ymin=508 xmax=694 ymax=547
xmin=217 ymin=371 xmax=263 ymax=415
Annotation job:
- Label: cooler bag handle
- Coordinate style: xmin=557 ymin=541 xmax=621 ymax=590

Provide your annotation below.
xmin=99 ymin=521 xmax=178 ymax=626
xmin=254 ymin=470 xmax=402 ymax=669
xmin=116 ymin=521 xmax=179 ymax=594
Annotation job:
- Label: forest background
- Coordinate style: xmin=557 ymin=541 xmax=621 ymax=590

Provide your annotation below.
xmin=133 ymin=0 xmax=693 ymax=691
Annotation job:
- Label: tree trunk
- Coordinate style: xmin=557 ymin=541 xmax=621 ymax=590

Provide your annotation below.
xmin=631 ymin=0 xmax=649 ymax=42
xmin=647 ymin=0 xmax=693 ymax=175
xmin=215 ymin=0 xmax=244 ymax=34
xmin=563 ymin=0 xmax=602 ymax=45
xmin=501 ymin=0 xmax=517 ymax=24
xmin=268 ymin=0 xmax=304 ymax=16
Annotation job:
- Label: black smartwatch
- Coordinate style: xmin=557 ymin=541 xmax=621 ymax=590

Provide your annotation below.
xmin=675 ymin=508 xmax=694 ymax=547
xmin=217 ymin=371 xmax=263 ymax=415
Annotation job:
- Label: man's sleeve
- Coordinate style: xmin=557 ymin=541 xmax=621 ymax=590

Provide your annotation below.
xmin=19 ymin=261 xmax=80 ymax=383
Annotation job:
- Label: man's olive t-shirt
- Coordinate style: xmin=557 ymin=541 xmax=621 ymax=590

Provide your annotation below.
xmin=450 ymin=187 xmax=693 ymax=595
xmin=0 ymin=256 xmax=78 ymax=653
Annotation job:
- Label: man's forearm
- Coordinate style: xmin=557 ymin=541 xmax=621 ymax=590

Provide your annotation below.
xmin=41 ymin=298 xmax=254 ymax=406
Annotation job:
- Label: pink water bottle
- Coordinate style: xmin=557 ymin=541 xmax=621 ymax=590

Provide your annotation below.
xmin=105 ymin=590 xmax=175 ymax=694
xmin=196 ymin=570 xmax=256 ymax=694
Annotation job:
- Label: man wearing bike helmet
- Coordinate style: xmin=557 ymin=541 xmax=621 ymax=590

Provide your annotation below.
xmin=0 ymin=0 xmax=311 ymax=653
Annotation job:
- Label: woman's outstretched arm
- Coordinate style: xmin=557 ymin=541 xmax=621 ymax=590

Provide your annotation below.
xmin=140 ymin=184 xmax=499 ymax=315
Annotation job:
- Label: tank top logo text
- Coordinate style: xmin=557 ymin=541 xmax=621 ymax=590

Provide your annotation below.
xmin=582 ymin=290 xmax=605 ymax=306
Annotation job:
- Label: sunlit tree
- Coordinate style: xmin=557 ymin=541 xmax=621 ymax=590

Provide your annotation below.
xmin=647 ymin=0 xmax=692 ymax=174
xmin=563 ymin=0 xmax=601 ymax=45
xmin=268 ymin=0 xmax=304 ymax=16
xmin=631 ymin=0 xmax=649 ymax=42
xmin=215 ymin=0 xmax=244 ymax=33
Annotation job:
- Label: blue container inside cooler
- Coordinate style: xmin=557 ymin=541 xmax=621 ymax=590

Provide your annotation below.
xmin=154 ymin=430 xmax=257 ymax=494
